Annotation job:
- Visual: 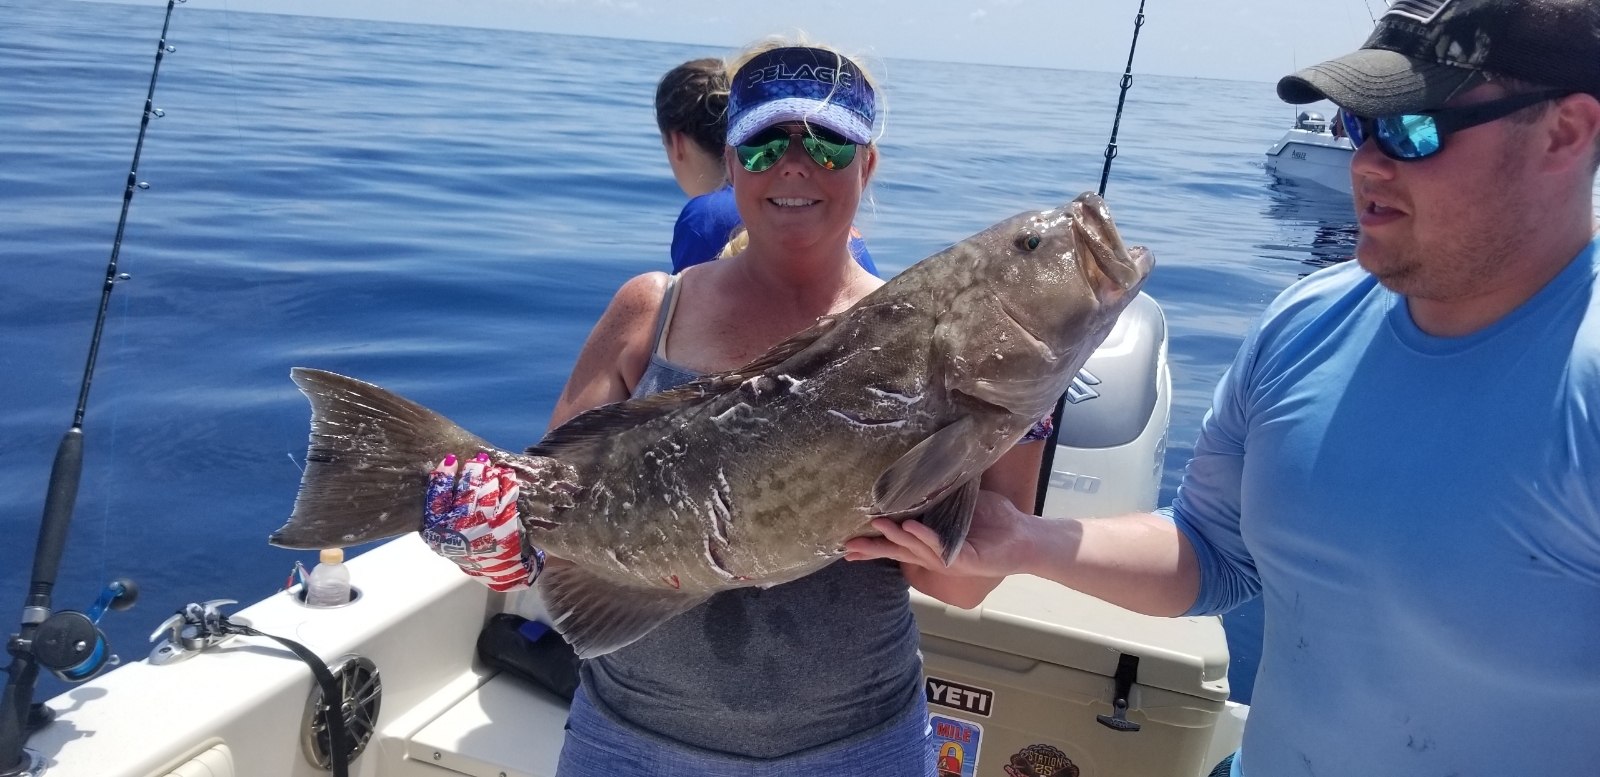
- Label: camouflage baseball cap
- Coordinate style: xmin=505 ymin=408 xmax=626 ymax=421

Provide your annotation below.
xmin=1278 ymin=0 xmax=1600 ymax=116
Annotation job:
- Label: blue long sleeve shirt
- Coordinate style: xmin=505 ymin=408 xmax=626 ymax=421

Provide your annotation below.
xmin=1168 ymin=240 xmax=1600 ymax=774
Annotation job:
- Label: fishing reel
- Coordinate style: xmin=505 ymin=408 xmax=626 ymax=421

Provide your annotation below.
xmin=27 ymin=579 xmax=138 ymax=684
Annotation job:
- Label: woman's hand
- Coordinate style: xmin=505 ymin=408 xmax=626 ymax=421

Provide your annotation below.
xmin=844 ymin=490 xmax=1041 ymax=607
xmin=423 ymin=452 xmax=544 ymax=592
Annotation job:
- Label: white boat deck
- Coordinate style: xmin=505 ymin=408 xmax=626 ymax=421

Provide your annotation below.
xmin=27 ymin=536 xmax=1245 ymax=777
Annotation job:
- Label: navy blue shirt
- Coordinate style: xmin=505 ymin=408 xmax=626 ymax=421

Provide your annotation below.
xmin=670 ymin=186 xmax=877 ymax=276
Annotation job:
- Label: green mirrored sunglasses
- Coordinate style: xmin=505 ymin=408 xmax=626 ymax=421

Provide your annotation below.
xmin=734 ymin=125 xmax=858 ymax=173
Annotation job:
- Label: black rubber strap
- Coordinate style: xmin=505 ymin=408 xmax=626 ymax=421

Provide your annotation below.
xmin=224 ymin=622 xmax=350 ymax=777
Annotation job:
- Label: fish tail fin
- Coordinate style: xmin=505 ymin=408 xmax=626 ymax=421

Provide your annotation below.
xmin=269 ymin=368 xmax=497 ymax=549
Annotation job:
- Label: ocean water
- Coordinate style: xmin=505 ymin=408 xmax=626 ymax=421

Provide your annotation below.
xmin=2 ymin=0 xmax=1362 ymax=706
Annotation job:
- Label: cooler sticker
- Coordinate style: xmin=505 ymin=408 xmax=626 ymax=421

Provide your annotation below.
xmin=925 ymin=676 xmax=995 ymax=717
xmin=930 ymin=715 xmax=982 ymax=777
xmin=1004 ymin=743 xmax=1080 ymax=777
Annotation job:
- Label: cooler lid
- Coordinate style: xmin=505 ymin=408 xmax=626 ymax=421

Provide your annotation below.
xmin=911 ymin=574 xmax=1231 ymax=701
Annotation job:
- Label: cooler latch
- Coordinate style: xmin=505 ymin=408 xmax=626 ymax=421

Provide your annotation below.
xmin=1096 ymin=652 xmax=1142 ymax=732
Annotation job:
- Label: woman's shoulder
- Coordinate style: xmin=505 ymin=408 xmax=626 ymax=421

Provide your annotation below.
xmin=585 ymin=271 xmax=673 ymax=374
xmin=554 ymin=271 xmax=675 ymax=422
xmin=602 ymin=271 xmax=673 ymax=330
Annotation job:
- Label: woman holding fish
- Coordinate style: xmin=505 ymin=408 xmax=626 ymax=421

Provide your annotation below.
xmin=426 ymin=40 xmax=1044 ymax=775
xmin=277 ymin=33 xmax=1143 ymax=773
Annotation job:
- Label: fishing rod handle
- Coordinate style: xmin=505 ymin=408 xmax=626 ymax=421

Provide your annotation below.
xmin=24 ymin=430 xmax=84 ymax=610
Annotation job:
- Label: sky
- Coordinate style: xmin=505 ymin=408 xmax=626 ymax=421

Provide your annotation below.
xmin=90 ymin=0 xmax=1385 ymax=83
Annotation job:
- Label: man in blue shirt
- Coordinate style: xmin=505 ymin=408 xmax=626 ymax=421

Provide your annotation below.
xmin=847 ymin=1 xmax=1600 ymax=773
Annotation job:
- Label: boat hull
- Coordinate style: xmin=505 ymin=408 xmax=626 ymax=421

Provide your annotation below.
xmin=1266 ymin=129 xmax=1355 ymax=195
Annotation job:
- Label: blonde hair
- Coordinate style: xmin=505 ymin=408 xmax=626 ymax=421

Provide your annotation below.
xmin=715 ymin=227 xmax=747 ymax=261
xmin=713 ymin=35 xmax=883 ymax=260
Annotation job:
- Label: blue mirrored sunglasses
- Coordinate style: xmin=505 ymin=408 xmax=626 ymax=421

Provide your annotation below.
xmin=1337 ymin=90 xmax=1570 ymax=161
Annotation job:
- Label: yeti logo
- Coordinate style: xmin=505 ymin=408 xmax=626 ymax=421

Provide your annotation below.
xmin=926 ymin=677 xmax=995 ymax=717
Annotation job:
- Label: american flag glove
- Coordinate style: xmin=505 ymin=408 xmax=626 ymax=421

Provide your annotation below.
xmin=423 ymin=452 xmax=545 ymax=592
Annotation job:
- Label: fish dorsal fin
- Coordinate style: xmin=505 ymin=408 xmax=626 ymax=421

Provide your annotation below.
xmin=869 ymin=416 xmax=981 ymax=517
xmin=536 ymin=562 xmax=710 ymax=659
xmin=528 ymin=315 xmax=840 ymax=459
xmin=728 ymin=313 xmax=839 ymax=375
xmin=528 ymin=386 xmax=713 ymax=459
xmin=916 ymin=478 xmax=980 ymax=566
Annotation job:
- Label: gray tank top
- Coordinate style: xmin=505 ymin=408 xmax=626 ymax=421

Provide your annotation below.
xmin=579 ymin=275 xmax=923 ymax=759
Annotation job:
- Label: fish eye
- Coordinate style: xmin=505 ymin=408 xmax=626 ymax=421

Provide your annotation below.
xmin=1015 ymin=233 xmax=1041 ymax=252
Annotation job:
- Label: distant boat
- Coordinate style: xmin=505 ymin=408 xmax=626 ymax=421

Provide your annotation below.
xmin=1265 ymin=111 xmax=1355 ymax=195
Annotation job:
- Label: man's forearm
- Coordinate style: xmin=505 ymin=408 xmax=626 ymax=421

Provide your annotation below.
xmin=1017 ymin=510 xmax=1202 ymax=617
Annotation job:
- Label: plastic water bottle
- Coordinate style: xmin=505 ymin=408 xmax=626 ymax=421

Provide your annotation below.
xmin=305 ymin=548 xmax=351 ymax=607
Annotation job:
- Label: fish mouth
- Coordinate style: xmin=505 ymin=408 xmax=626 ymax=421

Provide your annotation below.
xmin=1070 ymin=193 xmax=1148 ymax=298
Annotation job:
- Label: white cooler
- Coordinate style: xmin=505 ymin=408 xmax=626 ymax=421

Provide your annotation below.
xmin=913 ymin=574 xmax=1234 ymax=777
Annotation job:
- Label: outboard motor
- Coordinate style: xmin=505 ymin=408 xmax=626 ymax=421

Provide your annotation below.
xmin=1294 ymin=111 xmax=1330 ymax=133
xmin=1041 ymin=292 xmax=1170 ymax=519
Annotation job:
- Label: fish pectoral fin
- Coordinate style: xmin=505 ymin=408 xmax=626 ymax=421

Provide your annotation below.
xmin=965 ymin=374 xmax=1067 ymax=420
xmin=912 ymin=478 xmax=980 ymax=566
xmin=536 ymin=564 xmax=710 ymax=659
xmin=870 ymin=416 xmax=979 ymax=517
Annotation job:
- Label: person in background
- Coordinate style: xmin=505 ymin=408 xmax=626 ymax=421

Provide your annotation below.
xmin=428 ymin=39 xmax=1044 ymax=776
xmin=655 ymin=57 xmax=878 ymax=275
xmin=848 ymin=1 xmax=1600 ymax=775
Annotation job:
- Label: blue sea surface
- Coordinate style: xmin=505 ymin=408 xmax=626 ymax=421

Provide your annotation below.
xmin=2 ymin=0 xmax=1362 ymax=705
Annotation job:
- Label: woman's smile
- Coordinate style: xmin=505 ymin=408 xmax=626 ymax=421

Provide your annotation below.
xmin=768 ymin=197 xmax=820 ymax=208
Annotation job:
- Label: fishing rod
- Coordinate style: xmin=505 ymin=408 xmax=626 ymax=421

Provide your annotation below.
xmin=1097 ymin=0 xmax=1147 ymax=198
xmin=0 ymin=2 xmax=185 ymax=772
xmin=1034 ymin=0 xmax=1147 ymax=516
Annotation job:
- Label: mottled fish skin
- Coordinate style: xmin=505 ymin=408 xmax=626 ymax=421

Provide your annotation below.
xmin=271 ymin=192 xmax=1152 ymax=657
xmin=515 ymin=193 xmax=1151 ymax=592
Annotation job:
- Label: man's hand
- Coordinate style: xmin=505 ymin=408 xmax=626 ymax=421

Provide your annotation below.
xmin=844 ymin=490 xmax=1042 ymax=607
xmin=847 ymin=491 xmax=1202 ymax=617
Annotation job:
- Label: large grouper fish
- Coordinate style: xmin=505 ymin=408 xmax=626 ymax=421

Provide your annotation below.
xmin=270 ymin=192 xmax=1152 ymax=658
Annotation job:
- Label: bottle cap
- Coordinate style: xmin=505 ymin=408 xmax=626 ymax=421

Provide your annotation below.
xmin=320 ymin=548 xmax=344 ymax=564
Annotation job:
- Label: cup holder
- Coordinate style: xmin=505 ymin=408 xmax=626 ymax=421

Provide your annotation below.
xmin=290 ymin=584 xmax=364 ymax=609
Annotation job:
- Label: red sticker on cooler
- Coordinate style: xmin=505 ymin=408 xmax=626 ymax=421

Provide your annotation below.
xmin=930 ymin=715 xmax=982 ymax=777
